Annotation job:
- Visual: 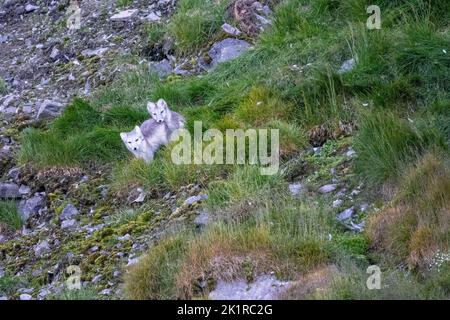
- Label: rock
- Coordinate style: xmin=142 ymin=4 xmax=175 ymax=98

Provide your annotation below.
xmin=0 ymin=35 xmax=7 ymax=43
xmin=91 ymin=274 xmax=103 ymax=283
xmin=349 ymin=221 xmax=365 ymax=232
xmin=126 ymin=257 xmax=139 ymax=267
xmin=318 ymin=184 xmax=337 ymax=194
xmin=337 ymin=207 xmax=354 ymax=222
xmin=59 ymin=203 xmax=79 ymax=221
xmin=288 ymin=183 xmax=304 ymax=196
xmin=194 ymin=211 xmax=209 ymax=228
xmin=7 ymin=167 xmax=20 ymax=182
xmin=117 ymin=234 xmax=131 ymax=241
xmin=61 ymin=219 xmax=78 ymax=230
xmin=0 ymin=296 xmax=7 ymax=300
xmin=110 ymin=9 xmax=138 ymax=21
xmin=89 ymin=246 xmax=99 ymax=253
xmin=184 ymin=194 xmax=208 ymax=206
xmin=338 ymin=58 xmax=356 ymax=74
xmin=0 ymin=183 xmax=20 ymax=198
xmin=145 ymin=11 xmax=161 ymax=22
xmin=209 ymin=274 xmax=292 ymax=300
xmin=49 ymin=47 xmax=59 ymax=60
xmin=37 ymin=288 xmax=51 ymax=300
xmin=148 ymin=59 xmax=173 ymax=78
xmin=346 ymin=147 xmax=356 ymax=157
xmin=34 ymin=240 xmax=51 ymax=257
xmin=81 ymin=48 xmax=108 ymax=58
xmin=221 ymin=23 xmax=242 ymax=36
xmin=100 ymin=289 xmax=112 ymax=295
xmin=208 ymin=38 xmax=252 ymax=68
xmin=19 ymin=294 xmax=33 ymax=300
xmin=18 ymin=185 xmax=31 ymax=195
xmin=36 ymin=100 xmax=65 ymax=120
xmin=18 ymin=193 xmax=45 ymax=222
xmin=332 ymin=199 xmax=343 ymax=208
xmin=25 ymin=4 xmax=39 ymax=13
xmin=131 ymin=188 xmax=146 ymax=203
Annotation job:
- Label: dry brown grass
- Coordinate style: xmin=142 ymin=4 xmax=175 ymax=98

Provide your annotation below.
xmin=367 ymin=152 xmax=450 ymax=269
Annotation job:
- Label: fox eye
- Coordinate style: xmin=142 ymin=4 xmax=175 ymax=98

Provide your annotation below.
xmin=153 ymin=113 xmax=156 ymax=116
xmin=160 ymin=110 xmax=164 ymax=114
xmin=128 ymin=141 xmax=131 ymax=144
xmin=135 ymin=139 xmax=139 ymax=142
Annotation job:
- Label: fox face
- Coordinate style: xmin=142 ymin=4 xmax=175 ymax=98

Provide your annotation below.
xmin=147 ymin=99 xmax=168 ymax=123
xmin=120 ymin=126 xmax=145 ymax=153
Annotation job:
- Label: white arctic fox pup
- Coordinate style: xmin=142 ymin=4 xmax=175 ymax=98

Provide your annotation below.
xmin=147 ymin=98 xmax=186 ymax=133
xmin=120 ymin=99 xmax=186 ymax=162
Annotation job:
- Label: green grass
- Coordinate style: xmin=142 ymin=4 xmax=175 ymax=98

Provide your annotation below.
xmin=0 ymin=78 xmax=7 ymax=95
xmin=116 ymin=0 xmax=133 ymax=9
xmin=0 ymin=201 xmax=22 ymax=230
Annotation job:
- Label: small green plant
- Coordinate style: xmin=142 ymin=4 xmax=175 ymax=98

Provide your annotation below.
xmin=0 ymin=78 xmax=7 ymax=95
xmin=116 ymin=0 xmax=133 ymax=9
xmin=0 ymin=201 xmax=23 ymax=230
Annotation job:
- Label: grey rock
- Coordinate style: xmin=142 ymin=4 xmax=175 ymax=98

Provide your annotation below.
xmin=288 ymin=183 xmax=304 ymax=196
xmin=0 ymin=183 xmax=20 ymax=198
xmin=25 ymin=4 xmax=39 ymax=12
xmin=59 ymin=203 xmax=79 ymax=221
xmin=337 ymin=207 xmax=354 ymax=222
xmin=81 ymin=48 xmax=108 ymax=58
xmin=148 ymin=59 xmax=173 ymax=78
xmin=338 ymin=58 xmax=356 ymax=74
xmin=221 ymin=23 xmax=241 ymax=36
xmin=145 ymin=11 xmax=161 ymax=22
xmin=37 ymin=288 xmax=51 ymax=300
xmin=18 ymin=193 xmax=45 ymax=222
xmin=349 ymin=221 xmax=365 ymax=232
xmin=100 ymin=289 xmax=112 ymax=295
xmin=184 ymin=194 xmax=208 ymax=206
xmin=117 ymin=234 xmax=131 ymax=241
xmin=0 ymin=35 xmax=7 ymax=43
xmin=0 ymin=296 xmax=7 ymax=300
xmin=61 ymin=219 xmax=78 ymax=230
xmin=34 ymin=240 xmax=51 ymax=257
xmin=91 ymin=274 xmax=103 ymax=283
xmin=332 ymin=199 xmax=343 ymax=208
xmin=194 ymin=211 xmax=209 ymax=228
xmin=126 ymin=257 xmax=139 ymax=267
xmin=318 ymin=184 xmax=337 ymax=194
xmin=36 ymin=100 xmax=65 ymax=120
xmin=18 ymin=185 xmax=31 ymax=195
xmin=110 ymin=9 xmax=138 ymax=21
xmin=49 ymin=47 xmax=59 ymax=60
xmin=7 ymin=167 xmax=21 ymax=182
xmin=208 ymin=38 xmax=252 ymax=68
xmin=19 ymin=294 xmax=33 ymax=300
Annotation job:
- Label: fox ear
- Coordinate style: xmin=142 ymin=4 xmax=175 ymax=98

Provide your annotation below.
xmin=134 ymin=126 xmax=142 ymax=135
xmin=147 ymin=102 xmax=156 ymax=114
xmin=157 ymin=99 xmax=168 ymax=109
xmin=120 ymin=132 xmax=127 ymax=141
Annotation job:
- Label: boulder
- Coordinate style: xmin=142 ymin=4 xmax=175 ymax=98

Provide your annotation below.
xmin=0 ymin=183 xmax=20 ymax=198
xmin=208 ymin=38 xmax=252 ymax=68
xmin=110 ymin=9 xmax=138 ymax=21
xmin=36 ymin=100 xmax=65 ymax=120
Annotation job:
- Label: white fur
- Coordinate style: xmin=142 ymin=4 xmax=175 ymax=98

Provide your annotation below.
xmin=121 ymin=99 xmax=186 ymax=163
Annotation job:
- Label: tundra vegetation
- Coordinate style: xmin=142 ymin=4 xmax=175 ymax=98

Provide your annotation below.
xmin=2 ymin=0 xmax=449 ymax=300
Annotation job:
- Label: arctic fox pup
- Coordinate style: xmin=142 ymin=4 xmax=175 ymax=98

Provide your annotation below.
xmin=147 ymin=98 xmax=186 ymax=134
xmin=120 ymin=125 xmax=159 ymax=163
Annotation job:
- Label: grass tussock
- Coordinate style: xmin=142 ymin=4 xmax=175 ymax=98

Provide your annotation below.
xmin=367 ymin=152 xmax=450 ymax=268
xmin=0 ymin=201 xmax=22 ymax=231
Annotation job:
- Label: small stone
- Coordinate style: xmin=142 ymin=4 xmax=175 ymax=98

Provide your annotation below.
xmin=337 ymin=207 xmax=354 ymax=222
xmin=148 ymin=59 xmax=173 ymax=78
xmin=117 ymin=234 xmax=131 ymax=241
xmin=194 ymin=211 xmax=209 ymax=228
xmin=100 ymin=289 xmax=112 ymax=295
xmin=36 ymin=100 xmax=65 ymax=120
xmin=81 ymin=48 xmax=108 ymax=58
xmin=18 ymin=185 xmax=31 ymax=195
xmin=221 ymin=23 xmax=241 ymax=36
xmin=60 ymin=203 xmax=79 ymax=221
xmin=113 ymin=270 xmax=121 ymax=278
xmin=25 ymin=4 xmax=39 ymax=12
xmin=89 ymin=246 xmax=99 ymax=253
xmin=61 ymin=219 xmax=78 ymax=230
xmin=318 ymin=184 xmax=337 ymax=194
xmin=19 ymin=294 xmax=33 ymax=300
xmin=288 ymin=183 xmax=303 ymax=196
xmin=18 ymin=193 xmax=45 ymax=222
xmin=0 ymin=183 xmax=20 ymax=198
xmin=145 ymin=11 xmax=161 ymax=22
xmin=126 ymin=257 xmax=139 ymax=267
xmin=338 ymin=58 xmax=356 ymax=74
xmin=332 ymin=199 xmax=343 ymax=208
xmin=34 ymin=239 xmax=51 ymax=257
xmin=91 ymin=274 xmax=103 ymax=283
xmin=184 ymin=194 xmax=208 ymax=206
xmin=49 ymin=47 xmax=59 ymax=59
xmin=0 ymin=296 xmax=7 ymax=300
xmin=110 ymin=9 xmax=138 ymax=21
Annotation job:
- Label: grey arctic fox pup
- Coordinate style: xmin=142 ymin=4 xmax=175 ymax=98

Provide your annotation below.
xmin=120 ymin=99 xmax=186 ymax=163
